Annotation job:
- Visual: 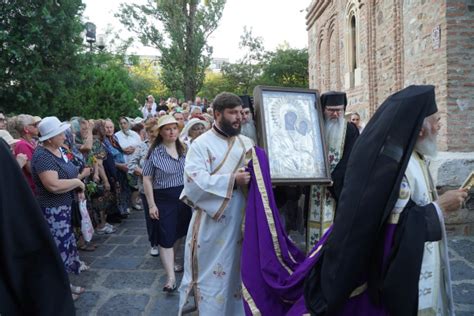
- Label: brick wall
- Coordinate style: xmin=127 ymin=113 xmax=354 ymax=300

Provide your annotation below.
xmin=445 ymin=0 xmax=474 ymax=152
xmin=307 ymin=0 xmax=474 ymax=151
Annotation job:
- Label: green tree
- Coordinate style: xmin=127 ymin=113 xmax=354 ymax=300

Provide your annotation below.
xmin=116 ymin=0 xmax=226 ymax=101
xmin=129 ymin=59 xmax=171 ymax=104
xmin=220 ymin=27 xmax=265 ymax=94
xmin=63 ymin=53 xmax=141 ymax=122
xmin=198 ymin=70 xmax=233 ymax=98
xmin=0 ymin=0 xmax=84 ymax=116
xmin=260 ymin=48 xmax=309 ymax=88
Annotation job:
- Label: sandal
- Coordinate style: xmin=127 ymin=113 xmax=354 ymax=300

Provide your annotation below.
xmin=70 ymin=284 xmax=85 ymax=295
xmin=174 ymin=264 xmax=184 ymax=273
xmin=163 ymin=279 xmax=176 ymax=293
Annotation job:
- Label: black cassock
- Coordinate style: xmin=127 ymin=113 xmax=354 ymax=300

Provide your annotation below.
xmin=304 ymin=85 xmax=443 ymax=316
xmin=327 ymin=122 xmax=359 ymax=202
xmin=0 ymin=139 xmax=75 ymax=315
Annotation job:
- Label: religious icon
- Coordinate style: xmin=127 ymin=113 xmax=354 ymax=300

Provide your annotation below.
xmin=253 ymin=86 xmax=331 ymax=184
xmin=460 ymin=171 xmax=474 ymax=191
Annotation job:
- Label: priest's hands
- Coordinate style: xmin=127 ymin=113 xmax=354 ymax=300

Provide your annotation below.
xmin=149 ymin=205 xmax=160 ymax=220
xmin=437 ymin=189 xmax=469 ymax=212
xmin=235 ymin=168 xmax=251 ymax=186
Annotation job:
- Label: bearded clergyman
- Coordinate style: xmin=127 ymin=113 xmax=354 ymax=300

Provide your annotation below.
xmin=307 ymin=91 xmax=359 ymax=246
xmin=304 ymin=85 xmax=468 ymax=316
xmin=178 ymin=92 xmax=254 ymax=315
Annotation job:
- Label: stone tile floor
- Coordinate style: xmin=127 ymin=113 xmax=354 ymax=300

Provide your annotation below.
xmin=71 ymin=211 xmax=474 ymax=315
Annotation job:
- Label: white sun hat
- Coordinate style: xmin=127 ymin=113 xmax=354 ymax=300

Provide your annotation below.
xmin=0 ymin=130 xmax=20 ymax=146
xmin=38 ymin=116 xmax=71 ymax=142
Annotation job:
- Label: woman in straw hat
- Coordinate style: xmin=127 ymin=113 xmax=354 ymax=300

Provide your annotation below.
xmin=31 ymin=116 xmax=86 ymax=300
xmin=143 ymin=115 xmax=192 ymax=292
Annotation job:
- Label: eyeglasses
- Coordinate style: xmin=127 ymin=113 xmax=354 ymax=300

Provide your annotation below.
xmin=190 ymin=125 xmax=205 ymax=131
xmin=325 ymin=108 xmax=344 ymax=114
xmin=0 ymin=118 xmax=6 ymax=122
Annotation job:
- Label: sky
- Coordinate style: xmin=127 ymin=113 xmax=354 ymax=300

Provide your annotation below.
xmin=82 ymin=0 xmax=310 ymax=62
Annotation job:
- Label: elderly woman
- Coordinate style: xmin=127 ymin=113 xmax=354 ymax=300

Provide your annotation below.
xmin=143 ymin=115 xmax=191 ymax=292
xmin=104 ymin=119 xmax=131 ymax=217
xmin=115 ymin=116 xmax=142 ymax=163
xmin=128 ymin=118 xmax=161 ymax=256
xmin=179 ymin=118 xmax=208 ymax=147
xmin=11 ymin=114 xmax=40 ymax=192
xmin=31 ymin=116 xmax=87 ymax=300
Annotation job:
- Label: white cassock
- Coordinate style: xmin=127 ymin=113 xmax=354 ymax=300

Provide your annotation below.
xmin=390 ymin=152 xmax=454 ymax=315
xmin=178 ymin=129 xmax=253 ymax=316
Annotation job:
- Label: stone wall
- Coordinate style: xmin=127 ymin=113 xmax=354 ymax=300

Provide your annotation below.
xmin=430 ymin=152 xmax=474 ymax=235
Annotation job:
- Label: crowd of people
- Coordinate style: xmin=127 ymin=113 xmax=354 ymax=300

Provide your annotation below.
xmin=0 ymin=93 xmax=257 ymax=304
xmin=0 ymin=87 xmax=470 ymax=316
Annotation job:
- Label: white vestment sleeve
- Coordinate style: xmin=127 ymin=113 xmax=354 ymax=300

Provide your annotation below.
xmin=180 ymin=141 xmax=236 ymax=220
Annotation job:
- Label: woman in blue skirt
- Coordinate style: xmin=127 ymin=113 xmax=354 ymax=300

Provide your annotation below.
xmin=31 ymin=117 xmax=88 ymax=301
xmin=143 ymin=115 xmax=191 ymax=292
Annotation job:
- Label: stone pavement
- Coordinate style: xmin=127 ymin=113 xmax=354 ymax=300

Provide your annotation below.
xmin=71 ymin=210 xmax=474 ymax=315
xmin=70 ymin=211 xmax=183 ymax=316
xmin=448 ymin=236 xmax=474 ymax=315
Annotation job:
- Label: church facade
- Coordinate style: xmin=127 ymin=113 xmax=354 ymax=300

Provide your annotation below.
xmin=306 ymin=0 xmax=474 ymax=152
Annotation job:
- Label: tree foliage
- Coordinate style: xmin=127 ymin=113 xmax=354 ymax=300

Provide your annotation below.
xmin=116 ymin=0 xmax=226 ymax=101
xmin=0 ymin=0 xmax=85 ymax=116
xmin=63 ymin=53 xmax=141 ymax=122
xmin=261 ymin=48 xmax=309 ymax=88
xmin=220 ymin=27 xmax=265 ymax=95
xmin=129 ymin=59 xmax=171 ymax=105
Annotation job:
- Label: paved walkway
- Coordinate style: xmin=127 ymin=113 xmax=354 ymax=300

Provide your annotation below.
xmin=70 ymin=211 xmax=183 ymax=315
xmin=71 ymin=211 xmax=474 ymax=315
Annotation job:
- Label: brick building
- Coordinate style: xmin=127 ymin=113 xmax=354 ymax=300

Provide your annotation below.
xmin=306 ymin=0 xmax=474 ymax=152
xmin=306 ymin=0 xmax=474 ymax=234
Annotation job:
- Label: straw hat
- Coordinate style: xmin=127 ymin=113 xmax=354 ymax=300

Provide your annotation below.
xmin=38 ymin=116 xmax=70 ymax=142
xmin=0 ymin=130 xmax=20 ymax=146
xmin=157 ymin=115 xmax=178 ymax=129
xmin=33 ymin=116 xmax=42 ymax=124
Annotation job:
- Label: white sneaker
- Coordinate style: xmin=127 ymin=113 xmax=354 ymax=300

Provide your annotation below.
xmin=96 ymin=225 xmax=116 ymax=234
xmin=150 ymin=246 xmax=159 ymax=256
xmin=105 ymin=223 xmax=117 ymax=232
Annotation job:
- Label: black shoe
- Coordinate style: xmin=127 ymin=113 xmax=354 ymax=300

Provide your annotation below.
xmin=119 ymin=213 xmax=129 ymax=219
xmin=107 ymin=214 xmax=122 ymax=224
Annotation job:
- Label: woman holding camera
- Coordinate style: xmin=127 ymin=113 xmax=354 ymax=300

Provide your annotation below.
xmin=31 ymin=117 xmax=86 ymax=300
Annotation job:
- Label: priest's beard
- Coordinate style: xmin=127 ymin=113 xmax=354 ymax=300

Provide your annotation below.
xmin=241 ymin=120 xmax=257 ymax=138
xmin=219 ymin=116 xmax=241 ymax=136
xmin=415 ymin=129 xmax=438 ymax=158
xmin=325 ymin=116 xmax=345 ymax=148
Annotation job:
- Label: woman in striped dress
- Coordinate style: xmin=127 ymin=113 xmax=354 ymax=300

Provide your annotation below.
xmin=143 ymin=115 xmax=191 ymax=292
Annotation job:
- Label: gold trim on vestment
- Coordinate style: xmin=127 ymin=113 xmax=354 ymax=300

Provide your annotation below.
xmin=251 ymin=148 xmax=293 ymax=274
xmin=306 ymin=123 xmax=347 ymax=250
xmin=213 ymin=137 xmax=246 ymax=221
xmin=242 ymin=284 xmax=262 ymax=315
xmin=308 ymin=244 xmax=323 ymax=258
xmin=211 ymin=136 xmax=236 ymax=176
xmin=190 ymin=209 xmax=203 ymax=313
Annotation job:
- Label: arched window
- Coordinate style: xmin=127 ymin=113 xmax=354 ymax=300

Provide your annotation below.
xmin=350 ymin=15 xmax=357 ymax=72
xmin=345 ymin=1 xmax=361 ymax=89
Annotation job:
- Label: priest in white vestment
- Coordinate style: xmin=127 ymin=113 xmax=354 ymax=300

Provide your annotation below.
xmin=178 ymin=92 xmax=254 ymax=316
